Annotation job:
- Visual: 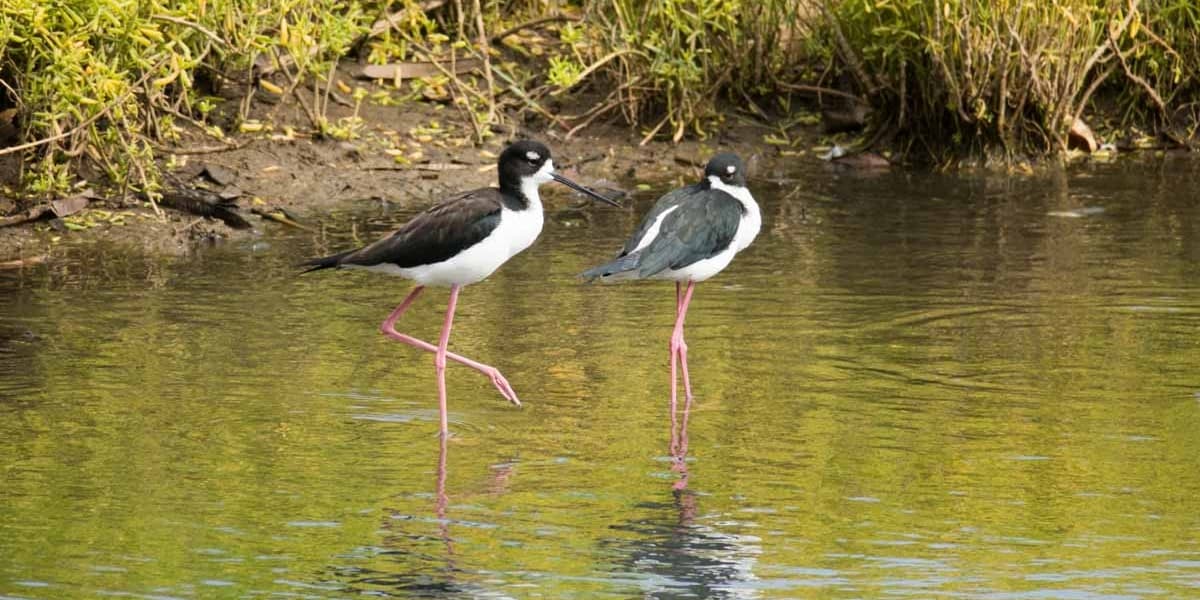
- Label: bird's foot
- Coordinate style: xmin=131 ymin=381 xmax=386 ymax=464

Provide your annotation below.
xmin=481 ymin=366 xmax=521 ymax=406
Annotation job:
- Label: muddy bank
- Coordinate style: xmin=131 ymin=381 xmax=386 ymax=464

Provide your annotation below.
xmin=0 ymin=73 xmax=835 ymax=265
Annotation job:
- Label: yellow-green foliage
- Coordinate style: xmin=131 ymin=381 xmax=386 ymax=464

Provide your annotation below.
xmin=3 ymin=0 xmax=1200 ymax=197
xmin=1120 ymin=1 xmax=1200 ymax=114
xmin=0 ymin=0 xmax=368 ymax=195
xmin=578 ymin=0 xmax=813 ymax=141
xmin=822 ymin=0 xmax=1200 ymax=160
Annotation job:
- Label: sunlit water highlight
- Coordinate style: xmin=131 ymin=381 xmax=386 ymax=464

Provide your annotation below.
xmin=2 ymin=158 xmax=1199 ymax=598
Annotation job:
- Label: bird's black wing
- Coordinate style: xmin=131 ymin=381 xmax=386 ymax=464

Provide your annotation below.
xmin=319 ymin=188 xmax=504 ymax=270
xmin=619 ymin=183 xmax=704 ymax=256
xmin=632 ymin=191 xmax=744 ymax=277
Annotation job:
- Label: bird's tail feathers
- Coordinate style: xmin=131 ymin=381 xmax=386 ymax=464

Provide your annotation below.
xmin=579 ymin=252 xmax=642 ymax=282
xmin=298 ymin=249 xmax=354 ymax=273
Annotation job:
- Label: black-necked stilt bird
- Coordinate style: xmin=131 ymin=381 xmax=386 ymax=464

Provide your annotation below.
xmin=580 ymin=153 xmax=760 ymax=446
xmin=303 ymin=140 xmax=619 ymax=438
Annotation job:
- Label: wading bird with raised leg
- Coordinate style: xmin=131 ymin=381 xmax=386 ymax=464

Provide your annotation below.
xmin=303 ymin=140 xmax=619 ymax=438
xmin=580 ymin=153 xmax=760 ymax=449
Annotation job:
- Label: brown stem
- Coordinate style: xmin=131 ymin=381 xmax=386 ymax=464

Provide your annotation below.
xmin=471 ymin=0 xmax=497 ymax=125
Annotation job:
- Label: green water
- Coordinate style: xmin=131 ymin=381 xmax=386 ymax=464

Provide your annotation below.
xmin=2 ymin=159 xmax=1199 ymax=599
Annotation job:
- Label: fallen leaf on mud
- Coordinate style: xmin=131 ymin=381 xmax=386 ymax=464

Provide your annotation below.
xmin=259 ymin=80 xmax=284 ymax=95
xmin=50 ymin=193 xmax=90 ymax=218
xmin=818 ymin=145 xmax=848 ymax=161
xmin=2 ymin=192 xmax=90 ymax=228
xmin=831 ymin=152 xmax=890 ymax=169
xmin=251 ymin=207 xmax=312 ymax=231
xmin=1068 ymin=118 xmax=1098 ymax=153
xmin=1132 ymin=135 xmax=1158 ymax=149
xmin=356 ymin=59 xmax=482 ymax=81
xmin=201 ymin=164 xmax=238 ymax=186
xmin=415 ymin=163 xmax=468 ymax=171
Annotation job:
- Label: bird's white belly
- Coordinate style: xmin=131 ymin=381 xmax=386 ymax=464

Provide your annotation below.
xmin=357 ymin=205 xmax=544 ymax=286
xmin=656 ymin=244 xmax=737 ymax=282
xmin=653 ymin=178 xmax=759 ymax=282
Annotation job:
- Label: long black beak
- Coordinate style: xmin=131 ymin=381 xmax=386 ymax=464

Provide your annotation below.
xmin=552 ymin=172 xmax=622 ymax=207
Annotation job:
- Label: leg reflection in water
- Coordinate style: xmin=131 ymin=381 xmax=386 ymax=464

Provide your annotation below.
xmin=670 ymin=390 xmax=694 ymax=498
xmin=592 ymin=389 xmax=761 ymax=597
xmin=435 ymin=433 xmax=454 ymax=561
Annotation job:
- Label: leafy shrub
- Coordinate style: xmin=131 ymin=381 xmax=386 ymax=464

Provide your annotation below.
xmin=0 ymin=0 xmax=368 ymax=195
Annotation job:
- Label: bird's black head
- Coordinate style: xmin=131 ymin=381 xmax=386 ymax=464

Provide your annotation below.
xmin=498 ymin=140 xmax=554 ymax=190
xmin=496 ymin=140 xmax=621 ymax=207
xmin=703 ymin=152 xmax=747 ymax=188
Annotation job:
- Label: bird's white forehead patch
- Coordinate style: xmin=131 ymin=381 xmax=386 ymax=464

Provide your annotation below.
xmin=726 ymin=165 xmax=737 ymax=174
xmin=526 ymin=150 xmax=541 ymax=161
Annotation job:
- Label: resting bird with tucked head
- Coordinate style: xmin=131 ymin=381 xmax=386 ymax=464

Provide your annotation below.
xmin=581 ymin=152 xmax=760 ymax=438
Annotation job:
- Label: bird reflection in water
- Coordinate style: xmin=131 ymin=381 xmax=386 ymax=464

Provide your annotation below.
xmin=599 ymin=399 xmax=762 ymax=598
xmin=333 ymin=437 xmax=518 ymax=597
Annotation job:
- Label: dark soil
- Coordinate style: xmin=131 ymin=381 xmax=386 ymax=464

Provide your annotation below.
xmin=0 ymin=64 xmax=828 ymax=265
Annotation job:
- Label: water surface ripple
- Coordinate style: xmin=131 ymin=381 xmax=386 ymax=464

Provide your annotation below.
xmin=2 ymin=159 xmax=1199 ymax=598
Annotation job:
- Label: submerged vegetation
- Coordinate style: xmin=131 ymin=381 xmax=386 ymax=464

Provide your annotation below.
xmin=1 ymin=0 xmax=1199 ymax=197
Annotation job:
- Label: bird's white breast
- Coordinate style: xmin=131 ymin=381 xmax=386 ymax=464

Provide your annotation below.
xmin=709 ymin=176 xmax=761 ymax=252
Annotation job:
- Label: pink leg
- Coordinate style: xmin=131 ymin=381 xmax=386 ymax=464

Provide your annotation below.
xmin=669 ymin=281 xmax=697 ymax=453
xmin=677 ymin=324 xmax=694 ymax=459
xmin=380 ymin=286 xmax=520 ymax=406
xmin=432 ymin=285 xmax=463 ymax=438
xmin=670 ymin=282 xmax=696 ymax=455
xmin=677 ymin=281 xmax=696 ymax=410
xmin=669 ymin=283 xmax=682 ymax=454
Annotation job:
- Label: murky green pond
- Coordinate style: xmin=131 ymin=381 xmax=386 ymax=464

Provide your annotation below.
xmin=2 ymin=157 xmax=1200 ymax=599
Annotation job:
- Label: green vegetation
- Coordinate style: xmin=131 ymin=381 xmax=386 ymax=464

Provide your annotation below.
xmin=572 ymin=0 xmax=813 ymax=142
xmin=0 ymin=0 xmax=367 ymax=195
xmin=2 ymin=0 xmax=1199 ymax=198
xmin=820 ymin=0 xmax=1200 ymax=161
